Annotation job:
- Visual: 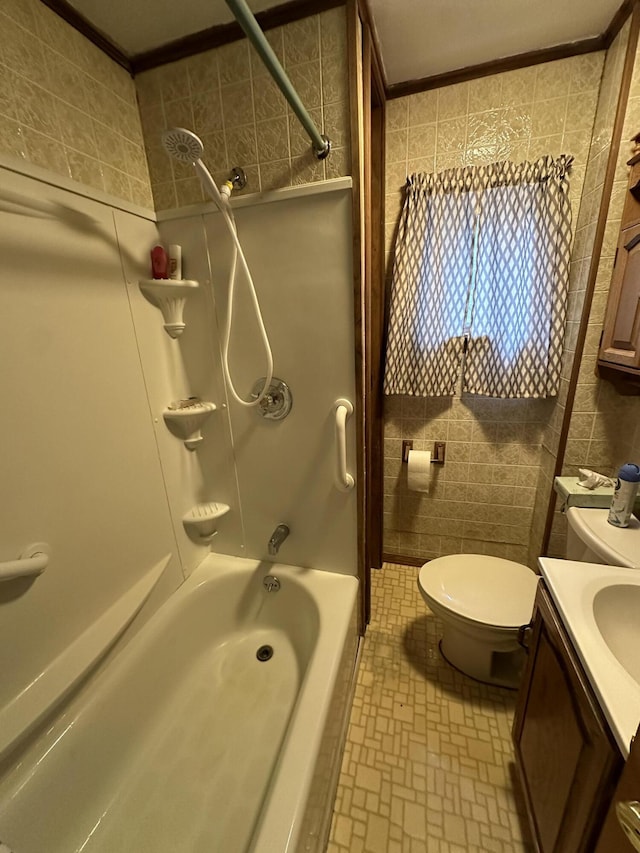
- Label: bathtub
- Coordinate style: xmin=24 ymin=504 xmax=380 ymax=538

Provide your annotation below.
xmin=0 ymin=554 xmax=359 ymax=853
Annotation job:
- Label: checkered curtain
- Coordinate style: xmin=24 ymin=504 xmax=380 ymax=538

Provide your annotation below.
xmin=383 ymin=169 xmax=478 ymax=396
xmin=384 ymin=156 xmax=573 ymax=398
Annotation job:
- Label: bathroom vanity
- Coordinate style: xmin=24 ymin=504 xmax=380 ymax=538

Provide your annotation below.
xmin=513 ymin=560 xmax=640 ymax=853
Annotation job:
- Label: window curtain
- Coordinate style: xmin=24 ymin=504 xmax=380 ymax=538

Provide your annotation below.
xmin=383 ymin=169 xmax=477 ymax=396
xmin=384 ymin=155 xmax=573 ymax=398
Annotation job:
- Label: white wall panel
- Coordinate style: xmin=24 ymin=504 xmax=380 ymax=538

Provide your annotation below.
xmin=0 ymin=169 xmax=183 ymax=719
xmin=202 ymin=187 xmax=358 ymax=574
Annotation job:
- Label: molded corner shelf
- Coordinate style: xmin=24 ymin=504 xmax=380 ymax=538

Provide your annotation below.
xmin=182 ymin=502 xmax=230 ymax=542
xmin=163 ymin=401 xmax=216 ymax=450
xmin=139 ymin=279 xmax=199 ymax=338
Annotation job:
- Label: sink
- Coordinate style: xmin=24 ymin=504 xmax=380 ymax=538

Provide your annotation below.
xmin=593 ymin=585 xmax=640 ymax=684
xmin=538 ymin=558 xmax=640 ymax=756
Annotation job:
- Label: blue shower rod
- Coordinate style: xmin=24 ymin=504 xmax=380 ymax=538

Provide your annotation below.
xmin=225 ymin=0 xmax=332 ymax=160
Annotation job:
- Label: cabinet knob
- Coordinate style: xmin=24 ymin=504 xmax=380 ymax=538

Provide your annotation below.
xmin=616 ymin=800 xmax=640 ymax=851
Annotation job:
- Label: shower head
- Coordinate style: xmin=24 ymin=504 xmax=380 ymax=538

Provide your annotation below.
xmin=160 ymin=126 xmax=237 ymax=210
xmin=162 ymin=127 xmax=204 ymax=164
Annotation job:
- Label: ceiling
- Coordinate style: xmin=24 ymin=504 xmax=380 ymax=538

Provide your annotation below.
xmin=67 ymin=0 xmax=623 ymax=84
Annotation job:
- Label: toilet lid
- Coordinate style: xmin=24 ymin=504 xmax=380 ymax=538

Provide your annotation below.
xmin=418 ymin=554 xmax=539 ymax=628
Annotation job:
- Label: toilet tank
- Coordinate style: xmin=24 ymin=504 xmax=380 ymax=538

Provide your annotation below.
xmin=566 ymin=507 xmax=640 ymax=568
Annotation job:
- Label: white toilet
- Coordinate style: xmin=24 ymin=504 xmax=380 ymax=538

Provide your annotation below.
xmin=417 ymin=508 xmax=640 ymax=688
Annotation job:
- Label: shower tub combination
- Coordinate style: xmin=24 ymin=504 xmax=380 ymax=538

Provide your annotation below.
xmin=0 ymin=555 xmax=359 ymax=853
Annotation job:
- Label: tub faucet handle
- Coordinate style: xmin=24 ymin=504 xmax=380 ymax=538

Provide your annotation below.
xmin=268 ymin=523 xmax=290 ymax=556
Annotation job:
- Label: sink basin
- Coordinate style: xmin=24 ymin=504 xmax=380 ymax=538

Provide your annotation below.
xmin=593 ymin=585 xmax=640 ymax=684
xmin=539 ymin=558 xmax=640 ymax=756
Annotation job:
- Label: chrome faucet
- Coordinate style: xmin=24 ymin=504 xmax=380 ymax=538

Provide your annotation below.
xmin=268 ymin=523 xmax=290 ymax=556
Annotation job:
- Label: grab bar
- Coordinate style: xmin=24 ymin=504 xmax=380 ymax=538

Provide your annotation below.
xmin=225 ymin=0 xmax=331 ymax=160
xmin=335 ymin=398 xmax=354 ymax=491
xmin=0 ymin=542 xmax=50 ymax=581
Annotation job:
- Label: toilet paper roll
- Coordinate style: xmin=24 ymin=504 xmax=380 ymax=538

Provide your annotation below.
xmin=407 ymin=449 xmax=432 ymax=492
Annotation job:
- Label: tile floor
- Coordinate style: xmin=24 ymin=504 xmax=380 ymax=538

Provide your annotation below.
xmin=327 ymin=563 xmax=534 ymax=853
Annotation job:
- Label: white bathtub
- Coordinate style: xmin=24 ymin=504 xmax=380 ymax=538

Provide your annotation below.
xmin=0 ymin=554 xmax=359 ymax=853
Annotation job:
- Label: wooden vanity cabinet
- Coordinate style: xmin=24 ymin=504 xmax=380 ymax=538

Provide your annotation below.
xmin=594 ymin=726 xmax=640 ymax=853
xmin=512 ymin=582 xmax=623 ymax=853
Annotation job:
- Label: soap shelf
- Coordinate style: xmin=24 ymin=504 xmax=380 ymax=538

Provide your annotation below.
xmin=163 ymin=401 xmax=216 ymax=450
xmin=183 ymin=502 xmax=230 ymax=542
xmin=139 ymin=279 xmax=199 ymax=338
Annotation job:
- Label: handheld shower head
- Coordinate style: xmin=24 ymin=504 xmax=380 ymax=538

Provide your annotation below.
xmin=162 ymin=127 xmax=204 ymax=164
xmin=160 ymin=126 xmax=273 ymax=409
xmin=162 ymin=126 xmax=222 ymax=206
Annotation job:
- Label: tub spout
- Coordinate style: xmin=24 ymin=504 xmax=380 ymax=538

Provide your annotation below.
xmin=268 ymin=523 xmax=289 ymax=556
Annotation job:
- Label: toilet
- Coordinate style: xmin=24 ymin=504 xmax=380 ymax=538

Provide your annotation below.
xmin=417 ymin=508 xmax=640 ymax=688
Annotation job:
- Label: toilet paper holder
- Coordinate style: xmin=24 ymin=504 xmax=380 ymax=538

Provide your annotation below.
xmin=402 ymin=440 xmax=445 ymax=465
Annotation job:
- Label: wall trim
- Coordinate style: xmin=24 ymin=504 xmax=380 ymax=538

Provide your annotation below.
xmin=604 ymin=0 xmax=637 ymax=47
xmin=39 ymin=0 xmax=345 ymax=76
xmin=131 ymin=0 xmax=345 ymax=73
xmin=0 ymin=152 xmax=156 ymax=222
xmin=382 ymin=553 xmax=426 ymax=567
xmin=40 ymin=0 xmax=634 ymax=92
xmin=385 ymin=37 xmax=605 ymax=99
xmin=357 ymin=0 xmax=386 ymax=88
xmin=39 ymin=0 xmax=131 ymax=72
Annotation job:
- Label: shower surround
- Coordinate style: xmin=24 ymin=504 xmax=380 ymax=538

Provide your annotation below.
xmin=0 ymin=5 xmax=360 ymax=849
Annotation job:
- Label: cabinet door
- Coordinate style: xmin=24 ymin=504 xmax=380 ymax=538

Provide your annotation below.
xmin=595 ymin=727 xmax=640 ymax=853
xmin=512 ymin=585 xmax=622 ymax=853
xmin=599 ymin=223 xmax=640 ymax=370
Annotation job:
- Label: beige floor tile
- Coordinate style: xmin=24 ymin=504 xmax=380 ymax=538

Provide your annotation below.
xmin=328 ymin=562 xmax=533 ymax=852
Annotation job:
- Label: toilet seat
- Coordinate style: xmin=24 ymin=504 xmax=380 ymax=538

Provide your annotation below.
xmin=418 ymin=554 xmax=538 ymax=629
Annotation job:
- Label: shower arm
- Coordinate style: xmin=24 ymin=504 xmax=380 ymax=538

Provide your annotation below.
xmin=224 ymin=0 xmax=331 ymax=160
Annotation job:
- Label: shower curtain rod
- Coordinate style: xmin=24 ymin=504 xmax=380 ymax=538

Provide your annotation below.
xmin=224 ymin=0 xmax=332 ymax=160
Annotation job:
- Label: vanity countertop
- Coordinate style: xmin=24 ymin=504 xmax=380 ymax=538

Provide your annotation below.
xmin=538 ymin=557 xmax=640 ymax=758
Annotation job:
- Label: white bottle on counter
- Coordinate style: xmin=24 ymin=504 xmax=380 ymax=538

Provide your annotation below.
xmin=608 ymin=462 xmax=640 ymax=527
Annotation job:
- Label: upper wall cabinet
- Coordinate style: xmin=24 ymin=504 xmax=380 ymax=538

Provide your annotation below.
xmin=598 ymin=146 xmax=640 ymax=388
xmin=620 ymin=148 xmax=640 ymax=230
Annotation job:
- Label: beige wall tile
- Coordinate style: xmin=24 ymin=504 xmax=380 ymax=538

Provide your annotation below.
xmin=253 ymin=73 xmax=288 ymax=121
xmin=135 ymin=9 xmax=349 ymax=206
xmin=23 ymin=126 xmax=69 ymax=176
xmin=559 ymin=25 xmax=640 ymax=483
xmin=226 ymin=124 xmax=259 ymax=166
xmin=217 ymin=40 xmax=251 ymax=85
xmin=325 ymin=145 xmax=350 ymax=179
xmin=221 ymin=80 xmax=255 ymax=129
xmin=384 ymin=50 xmax=610 ymax=562
xmin=322 ymin=52 xmax=348 ymax=104
xmin=0 ymin=4 xmax=151 ymax=207
xmin=66 ymin=148 xmax=104 ymax=192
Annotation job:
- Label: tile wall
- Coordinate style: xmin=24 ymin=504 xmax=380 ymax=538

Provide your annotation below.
xmin=548 ymin=22 xmax=640 ymax=556
xmin=0 ymin=0 xmax=152 ymax=208
xmin=383 ymin=54 xmax=604 ymax=565
xmin=530 ymin=22 xmax=631 ymax=560
xmin=135 ymin=8 xmax=350 ymax=211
